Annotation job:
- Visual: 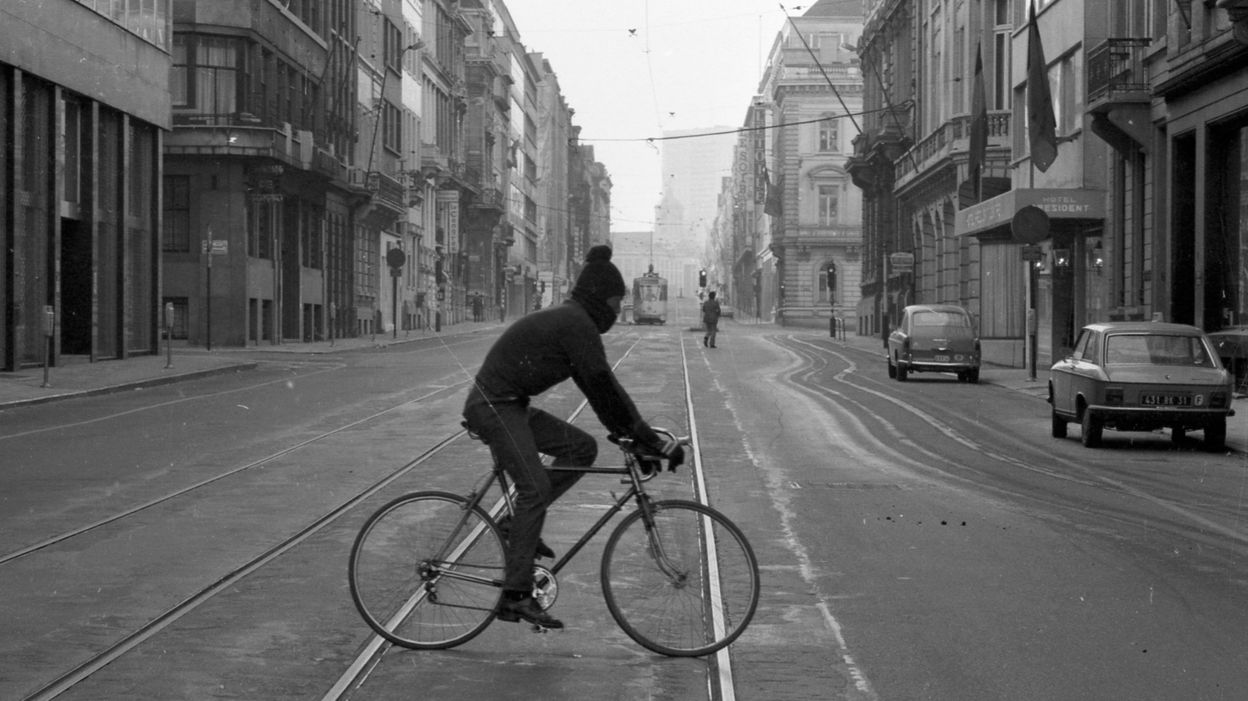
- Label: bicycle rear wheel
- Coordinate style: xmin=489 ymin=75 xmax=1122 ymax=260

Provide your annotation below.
xmin=349 ymin=491 xmax=504 ymax=649
xmin=601 ymin=499 xmax=759 ymax=657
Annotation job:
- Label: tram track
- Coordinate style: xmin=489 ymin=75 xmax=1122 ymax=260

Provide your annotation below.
xmin=774 ymin=335 xmax=1248 ymax=560
xmin=321 ymin=329 xmax=746 ymax=701
xmin=0 ymin=379 xmax=472 ymax=567
xmin=13 ymin=331 xmax=750 ymax=701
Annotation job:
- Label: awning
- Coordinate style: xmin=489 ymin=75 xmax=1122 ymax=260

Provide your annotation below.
xmin=955 ymin=188 xmax=1106 ymax=238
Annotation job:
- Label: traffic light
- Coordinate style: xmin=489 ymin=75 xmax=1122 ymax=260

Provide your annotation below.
xmin=698 ymin=269 xmax=707 ymax=288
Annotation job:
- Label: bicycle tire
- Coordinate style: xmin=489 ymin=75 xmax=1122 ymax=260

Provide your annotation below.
xmin=349 ymin=491 xmax=504 ymax=649
xmin=600 ymin=499 xmax=760 ymax=657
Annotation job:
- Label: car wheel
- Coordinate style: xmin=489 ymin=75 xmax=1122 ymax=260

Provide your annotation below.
xmin=1204 ymin=417 xmax=1227 ymax=451
xmin=1170 ymin=426 xmax=1185 ymax=445
xmin=966 ymin=369 xmax=979 ymax=384
xmin=1051 ymin=409 xmax=1067 ymax=439
xmin=1080 ymin=409 xmax=1102 ymax=447
xmin=887 ymin=358 xmax=896 ymax=379
xmin=897 ymin=365 xmax=908 ymax=381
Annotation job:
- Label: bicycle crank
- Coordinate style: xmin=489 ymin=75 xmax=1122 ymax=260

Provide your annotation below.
xmin=531 ymin=565 xmax=558 ymax=611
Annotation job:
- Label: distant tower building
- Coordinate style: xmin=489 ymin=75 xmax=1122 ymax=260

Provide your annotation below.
xmin=659 ymin=128 xmax=736 ymax=252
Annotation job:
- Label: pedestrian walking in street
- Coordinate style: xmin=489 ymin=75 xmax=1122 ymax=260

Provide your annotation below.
xmin=461 ymin=245 xmax=684 ymax=630
xmin=702 ymin=291 xmax=722 ymax=348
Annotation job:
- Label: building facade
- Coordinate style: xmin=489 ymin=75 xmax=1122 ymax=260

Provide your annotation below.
xmin=2 ymin=1 xmax=170 ymax=370
xmin=754 ymin=0 xmax=866 ymax=329
xmin=164 ymin=0 xmax=357 ymax=347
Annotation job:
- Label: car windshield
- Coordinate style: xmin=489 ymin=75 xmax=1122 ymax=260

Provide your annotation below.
xmin=1104 ymin=333 xmax=1215 ymax=367
xmin=913 ymin=311 xmax=970 ymax=328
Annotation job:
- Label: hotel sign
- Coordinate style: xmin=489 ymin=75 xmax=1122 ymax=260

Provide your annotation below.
xmin=955 ymin=189 xmax=1105 ymax=238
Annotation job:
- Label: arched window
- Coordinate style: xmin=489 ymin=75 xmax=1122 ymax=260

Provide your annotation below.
xmin=818 ymin=261 xmax=838 ymax=304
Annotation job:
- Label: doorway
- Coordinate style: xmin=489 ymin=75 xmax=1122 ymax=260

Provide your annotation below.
xmin=59 ymin=217 xmax=92 ymax=355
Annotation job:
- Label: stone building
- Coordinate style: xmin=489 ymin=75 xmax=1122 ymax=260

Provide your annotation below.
xmin=754 ymin=0 xmax=866 ymax=329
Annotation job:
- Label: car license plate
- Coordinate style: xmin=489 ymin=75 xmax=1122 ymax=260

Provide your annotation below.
xmin=934 ymin=354 xmax=950 ymax=362
xmin=1142 ymin=393 xmax=1192 ymax=406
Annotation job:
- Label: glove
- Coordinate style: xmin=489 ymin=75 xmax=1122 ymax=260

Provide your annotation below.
xmin=652 ymin=434 xmax=685 ymax=471
xmin=638 ymin=456 xmax=663 ymax=476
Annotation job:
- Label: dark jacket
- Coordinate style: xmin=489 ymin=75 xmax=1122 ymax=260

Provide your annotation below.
xmin=466 ymin=299 xmax=659 ymax=443
xmin=702 ymin=298 xmax=722 ymax=325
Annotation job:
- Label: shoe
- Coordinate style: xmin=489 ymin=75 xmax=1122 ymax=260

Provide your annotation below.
xmin=496 ymin=596 xmax=564 ymax=629
xmin=535 ymin=539 xmax=556 ymax=560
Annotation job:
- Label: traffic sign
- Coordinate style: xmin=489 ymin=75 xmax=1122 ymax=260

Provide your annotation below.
xmin=202 ymin=239 xmax=229 ymax=255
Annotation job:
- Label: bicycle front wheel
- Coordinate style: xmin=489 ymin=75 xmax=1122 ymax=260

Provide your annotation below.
xmin=601 ymin=499 xmax=760 ymax=657
xmin=349 ymin=491 xmax=504 ymax=649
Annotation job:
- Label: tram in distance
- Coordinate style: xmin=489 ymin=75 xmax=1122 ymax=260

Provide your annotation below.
xmin=632 ymin=271 xmax=668 ymax=325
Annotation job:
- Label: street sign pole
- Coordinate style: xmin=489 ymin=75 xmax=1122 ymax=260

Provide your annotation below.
xmin=205 ymin=229 xmax=213 ymax=351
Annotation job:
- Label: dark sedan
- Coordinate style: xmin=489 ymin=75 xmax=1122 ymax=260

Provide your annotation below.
xmin=887 ymin=304 xmax=981 ymax=383
xmin=1048 ymin=322 xmax=1235 ymax=449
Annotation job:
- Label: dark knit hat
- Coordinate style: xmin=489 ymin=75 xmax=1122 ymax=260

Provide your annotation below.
xmin=572 ymin=245 xmax=627 ymax=301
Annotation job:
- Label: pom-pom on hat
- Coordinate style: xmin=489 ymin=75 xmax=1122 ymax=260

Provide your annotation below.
xmin=572 ymin=245 xmax=627 ymax=302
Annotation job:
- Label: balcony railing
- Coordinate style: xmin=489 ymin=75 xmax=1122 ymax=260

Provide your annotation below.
xmin=893 ymin=110 xmax=1010 ymax=182
xmin=1087 ymin=38 xmax=1151 ymax=106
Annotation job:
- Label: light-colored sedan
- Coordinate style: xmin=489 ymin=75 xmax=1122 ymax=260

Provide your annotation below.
xmin=1048 ymin=322 xmax=1235 ymax=450
xmin=887 ymin=304 xmax=981 ymax=383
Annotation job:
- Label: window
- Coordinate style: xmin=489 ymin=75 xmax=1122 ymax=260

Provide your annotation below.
xmin=163 ymin=176 xmax=191 ymax=252
xmin=818 ymin=185 xmax=840 ymax=226
xmin=992 ymin=28 xmax=1011 ymax=111
xmin=383 ymin=19 xmax=404 ymax=72
xmin=171 ymin=35 xmax=188 ymax=107
xmin=383 ymin=100 xmax=402 ymax=154
xmin=818 ymin=119 xmax=839 ymax=152
xmin=194 ymin=36 xmax=241 ymax=115
xmin=1053 ymin=53 xmax=1082 ymax=136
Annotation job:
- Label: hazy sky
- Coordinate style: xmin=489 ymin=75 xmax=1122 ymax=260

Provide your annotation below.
xmin=502 ymin=1 xmax=798 ymax=232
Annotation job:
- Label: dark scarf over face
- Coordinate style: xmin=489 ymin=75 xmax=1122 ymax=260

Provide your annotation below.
xmin=570 ymin=291 xmax=617 ymax=333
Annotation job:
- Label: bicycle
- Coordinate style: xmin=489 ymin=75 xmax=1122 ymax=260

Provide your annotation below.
xmin=348 ymin=425 xmax=760 ymax=657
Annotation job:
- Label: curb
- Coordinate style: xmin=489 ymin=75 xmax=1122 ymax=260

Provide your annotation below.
xmin=0 ymin=362 xmax=258 ymax=410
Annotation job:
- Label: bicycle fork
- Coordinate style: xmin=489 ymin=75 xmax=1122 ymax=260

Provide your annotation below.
xmin=635 ymin=495 xmax=690 ymax=588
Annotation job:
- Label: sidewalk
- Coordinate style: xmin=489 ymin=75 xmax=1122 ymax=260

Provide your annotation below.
xmin=824 ymin=329 xmax=1248 ymax=454
xmin=0 ymin=322 xmax=503 ymax=410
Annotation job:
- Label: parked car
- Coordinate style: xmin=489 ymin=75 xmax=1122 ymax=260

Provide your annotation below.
xmin=1048 ymin=322 xmax=1235 ymax=449
xmin=887 ymin=304 xmax=981 ymax=383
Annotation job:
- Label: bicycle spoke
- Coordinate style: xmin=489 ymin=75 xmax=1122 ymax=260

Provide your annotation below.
xmin=601 ymin=500 xmax=759 ymax=657
xmin=350 ymin=492 xmax=504 ymax=649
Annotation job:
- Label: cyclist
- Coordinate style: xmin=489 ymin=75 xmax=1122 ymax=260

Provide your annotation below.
xmin=462 ymin=245 xmax=685 ymax=629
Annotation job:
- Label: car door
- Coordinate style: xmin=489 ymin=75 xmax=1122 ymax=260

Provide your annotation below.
xmin=1052 ymin=329 xmax=1093 ymax=414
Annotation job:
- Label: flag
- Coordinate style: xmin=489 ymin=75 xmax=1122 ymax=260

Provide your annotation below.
xmin=764 ymin=166 xmax=783 ymax=218
xmin=967 ymin=42 xmax=988 ymax=201
xmin=1027 ymin=1 xmax=1058 ymax=172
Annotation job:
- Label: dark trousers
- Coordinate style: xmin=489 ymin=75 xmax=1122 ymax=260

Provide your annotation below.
xmin=704 ymin=321 xmax=719 ymax=347
xmin=463 ymin=399 xmax=596 ymax=592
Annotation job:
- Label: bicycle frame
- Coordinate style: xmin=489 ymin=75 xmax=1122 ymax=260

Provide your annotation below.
xmin=430 ymin=454 xmax=673 ymax=592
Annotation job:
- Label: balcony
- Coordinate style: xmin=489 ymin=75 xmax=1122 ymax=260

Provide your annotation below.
xmin=893 ymin=111 xmax=1010 ymax=186
xmin=470 ymin=188 xmax=505 ymax=213
xmin=1086 ymin=38 xmax=1151 ymax=153
xmin=1087 ymin=38 xmax=1150 ymax=108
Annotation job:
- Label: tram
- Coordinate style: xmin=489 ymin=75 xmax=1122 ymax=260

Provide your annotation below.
xmin=631 ymin=271 xmax=668 ymax=325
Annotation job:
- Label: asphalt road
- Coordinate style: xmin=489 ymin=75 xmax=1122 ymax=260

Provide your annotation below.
xmin=3 ymin=299 xmax=1246 ymax=700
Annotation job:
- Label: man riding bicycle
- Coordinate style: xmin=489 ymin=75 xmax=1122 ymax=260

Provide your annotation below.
xmin=462 ymin=245 xmax=684 ymax=629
